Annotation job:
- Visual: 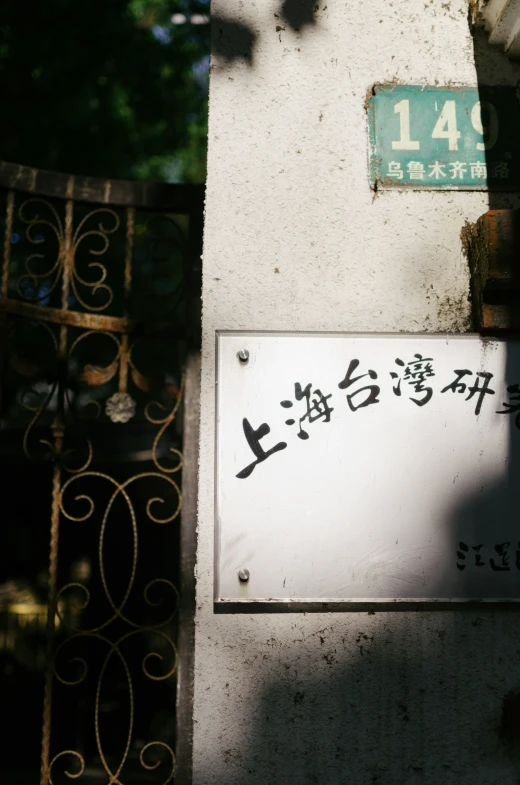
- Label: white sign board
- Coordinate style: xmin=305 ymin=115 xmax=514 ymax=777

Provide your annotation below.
xmin=215 ymin=333 xmax=520 ymax=608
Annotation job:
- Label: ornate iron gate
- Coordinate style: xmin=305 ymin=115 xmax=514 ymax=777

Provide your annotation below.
xmin=0 ymin=162 xmax=202 ymax=785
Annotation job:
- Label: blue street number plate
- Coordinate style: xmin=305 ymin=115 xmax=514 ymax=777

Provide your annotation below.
xmin=368 ymin=84 xmax=520 ymax=190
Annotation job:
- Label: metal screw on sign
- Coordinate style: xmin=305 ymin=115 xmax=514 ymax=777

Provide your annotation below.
xmin=237 ymin=349 xmax=249 ymax=364
xmin=238 ymin=568 xmax=250 ymax=582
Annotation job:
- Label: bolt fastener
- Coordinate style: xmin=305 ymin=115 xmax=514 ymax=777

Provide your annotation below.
xmin=238 ymin=568 xmax=250 ymax=582
xmin=237 ymin=349 xmax=249 ymax=363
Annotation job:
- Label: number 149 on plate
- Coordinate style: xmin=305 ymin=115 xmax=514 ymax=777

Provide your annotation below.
xmin=368 ymin=85 xmax=520 ymax=190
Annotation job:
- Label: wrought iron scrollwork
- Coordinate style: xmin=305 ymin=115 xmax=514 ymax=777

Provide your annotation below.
xmin=16 ymin=199 xmax=119 ymax=312
xmin=40 ymin=385 xmax=184 ymax=784
xmin=0 ymin=186 xmax=189 ymax=784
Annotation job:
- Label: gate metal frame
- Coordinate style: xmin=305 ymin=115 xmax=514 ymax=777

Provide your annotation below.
xmin=0 ymin=160 xmax=202 ymax=785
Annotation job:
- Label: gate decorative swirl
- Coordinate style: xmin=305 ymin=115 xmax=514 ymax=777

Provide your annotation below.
xmin=0 ymin=163 xmax=202 ymax=785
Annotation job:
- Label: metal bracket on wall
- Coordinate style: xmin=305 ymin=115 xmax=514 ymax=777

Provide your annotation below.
xmin=463 ymin=209 xmax=520 ymax=332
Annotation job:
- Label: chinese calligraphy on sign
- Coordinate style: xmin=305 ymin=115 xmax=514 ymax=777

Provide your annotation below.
xmin=236 ymin=357 xmax=518 ymax=479
xmin=216 ymin=334 xmax=520 ymax=606
xmin=368 ymin=85 xmax=520 ymax=190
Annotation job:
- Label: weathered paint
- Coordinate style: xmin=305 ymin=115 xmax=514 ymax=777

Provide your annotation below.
xmin=464 ymin=208 xmax=520 ymax=330
xmin=472 ymin=0 xmax=520 ymax=61
xmin=196 ymin=1 xmax=520 ymax=783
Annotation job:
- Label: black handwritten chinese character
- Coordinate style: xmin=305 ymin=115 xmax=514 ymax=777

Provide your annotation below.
xmin=391 ymin=354 xmax=435 ymax=406
xmin=441 ymin=370 xmax=495 ymax=415
xmin=497 ymin=384 xmax=520 ymax=429
xmin=236 ymin=418 xmax=287 ymax=479
xmin=472 ymin=544 xmax=485 ymax=567
xmin=441 ymin=369 xmax=471 ymax=394
xmin=280 ymin=383 xmax=333 ymax=440
xmin=490 ymin=542 xmax=510 ymax=572
xmin=457 ymin=541 xmax=469 ymax=570
xmin=338 ymin=359 xmax=380 ymax=411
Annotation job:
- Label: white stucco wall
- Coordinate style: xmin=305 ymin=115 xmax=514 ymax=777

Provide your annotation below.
xmin=195 ymin=1 xmax=520 ymax=782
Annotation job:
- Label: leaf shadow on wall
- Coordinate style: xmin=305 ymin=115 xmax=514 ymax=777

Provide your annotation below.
xmin=212 ymin=16 xmax=257 ymax=66
xmin=280 ymin=0 xmax=320 ymax=32
xmin=212 ymin=0 xmax=321 ymax=66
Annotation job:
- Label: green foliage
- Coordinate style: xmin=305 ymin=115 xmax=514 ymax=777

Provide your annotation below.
xmin=0 ymin=0 xmax=209 ymax=182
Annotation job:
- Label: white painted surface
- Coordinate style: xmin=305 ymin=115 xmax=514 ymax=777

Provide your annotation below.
xmin=475 ymin=0 xmax=520 ymax=59
xmin=216 ymin=333 xmax=520 ymax=603
xmin=196 ymin=1 xmax=520 ymax=782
